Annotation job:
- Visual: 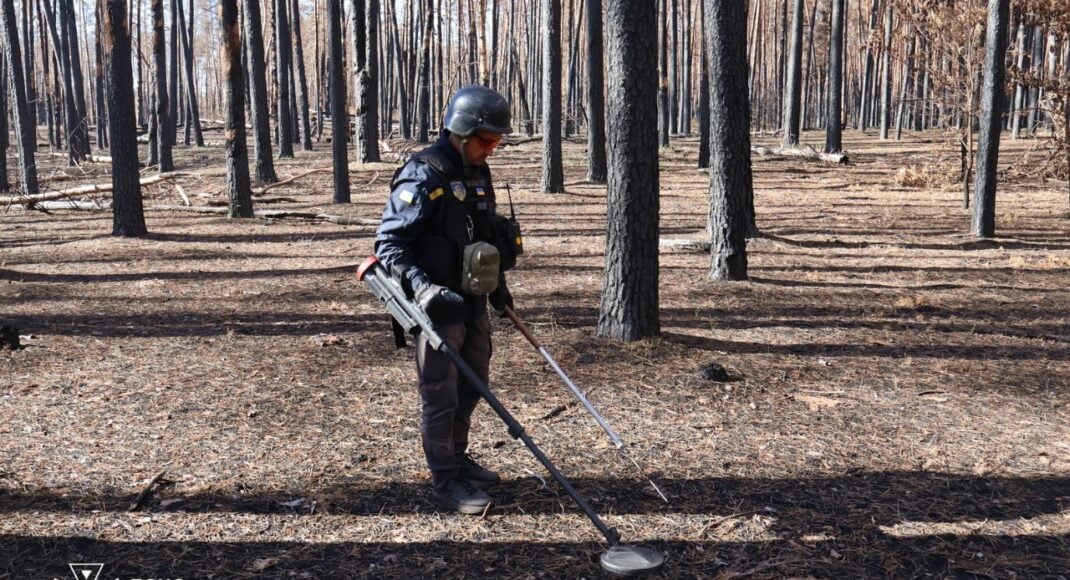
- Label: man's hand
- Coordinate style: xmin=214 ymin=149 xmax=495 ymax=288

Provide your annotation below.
xmin=489 ymin=282 xmax=513 ymax=317
xmin=416 ymin=283 xmax=465 ymax=322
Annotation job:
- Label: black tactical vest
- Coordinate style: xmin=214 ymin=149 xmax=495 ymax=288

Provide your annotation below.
xmin=403 ymin=148 xmax=499 ymax=316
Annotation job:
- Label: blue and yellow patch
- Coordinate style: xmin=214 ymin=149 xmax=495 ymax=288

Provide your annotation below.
xmin=429 ymin=187 xmax=445 ymax=201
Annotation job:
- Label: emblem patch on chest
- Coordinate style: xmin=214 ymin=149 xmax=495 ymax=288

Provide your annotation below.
xmin=451 ymin=181 xmax=467 ymax=201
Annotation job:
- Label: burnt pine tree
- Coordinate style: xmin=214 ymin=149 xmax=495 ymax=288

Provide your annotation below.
xmin=541 ymin=0 xmax=564 ymax=193
xmin=61 ymin=0 xmax=89 ymax=156
xmin=0 ymin=58 xmax=8 ymax=191
xmin=220 ymin=0 xmax=253 ymax=218
xmin=243 ymin=0 xmax=278 ymax=183
xmin=1 ymin=0 xmax=39 ymax=196
xmin=824 ymin=0 xmax=845 ymax=154
xmin=597 ymin=0 xmax=660 ymax=342
xmin=657 ymin=0 xmax=668 ymax=147
xmin=41 ymin=0 xmax=87 ymax=164
xmin=697 ymin=0 xmax=709 ymax=169
xmin=103 ymin=0 xmax=147 ymax=236
xmin=416 ymin=0 xmax=433 ymax=143
xmin=328 ymin=0 xmax=350 ymax=203
xmin=357 ymin=0 xmax=381 ymax=162
xmin=176 ymin=0 xmax=203 ymax=146
xmin=879 ymin=2 xmax=893 ymax=140
xmin=972 ymin=0 xmax=1011 ymax=238
xmin=167 ymin=0 xmax=178 ymax=143
xmin=585 ymin=0 xmax=607 ymax=183
xmin=291 ymin=0 xmax=312 ymax=151
xmin=152 ymin=0 xmax=173 ymax=171
xmin=705 ymin=0 xmax=752 ymax=281
xmin=781 ymin=0 xmax=804 ymax=148
xmin=275 ymin=0 xmax=295 ymax=158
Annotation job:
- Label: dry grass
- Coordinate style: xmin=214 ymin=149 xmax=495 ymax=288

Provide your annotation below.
xmin=2 ymin=130 xmax=1069 ymax=579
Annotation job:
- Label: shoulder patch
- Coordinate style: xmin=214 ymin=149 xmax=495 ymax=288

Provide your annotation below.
xmin=428 ymin=187 xmax=445 ymax=201
xmin=451 ymin=181 xmax=467 ymax=201
xmin=398 ymin=189 xmax=415 ymax=204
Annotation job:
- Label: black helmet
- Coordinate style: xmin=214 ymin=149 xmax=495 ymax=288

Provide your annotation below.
xmin=443 ymin=86 xmax=512 ymax=137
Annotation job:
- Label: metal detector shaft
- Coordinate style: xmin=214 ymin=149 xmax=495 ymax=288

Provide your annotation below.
xmin=503 ymin=306 xmax=670 ymax=504
xmin=357 ymin=257 xmax=621 ymax=546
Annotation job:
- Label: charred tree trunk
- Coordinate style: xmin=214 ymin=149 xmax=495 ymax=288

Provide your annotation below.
xmin=585 ymin=0 xmax=607 ymax=183
xmin=0 ymin=58 xmax=8 ymax=191
xmin=416 ymin=0 xmax=433 ymax=143
xmin=243 ymin=0 xmax=278 ymax=182
xmin=94 ymin=1 xmax=108 ymax=149
xmin=167 ymin=0 xmax=178 ymax=144
xmin=971 ymin=0 xmax=1010 ymax=238
xmin=103 ymin=0 xmax=146 ymax=235
xmin=328 ymin=0 xmax=350 ymax=203
xmin=176 ymin=0 xmax=203 ymax=146
xmin=220 ymin=0 xmax=253 ymax=217
xmin=358 ymin=0 xmax=381 ymax=162
xmin=697 ymin=0 xmax=709 ymax=169
xmin=275 ymin=0 xmax=295 ymax=157
xmin=597 ymin=0 xmax=660 ymax=342
xmin=151 ymin=0 xmax=173 ymax=171
xmin=42 ymin=0 xmax=87 ymax=164
xmin=705 ymin=0 xmax=752 ymax=281
xmin=858 ymin=0 xmax=879 ymax=130
xmin=21 ymin=0 xmax=37 ymax=138
xmin=879 ymin=1 xmax=892 ymax=140
xmin=292 ymin=0 xmax=312 ymax=151
xmin=781 ymin=0 xmax=803 ymax=148
xmin=62 ymin=0 xmax=89 ymax=155
xmin=824 ymin=0 xmax=844 ymax=153
xmin=541 ymin=0 xmax=564 ymax=193
xmin=1 ymin=0 xmax=37 ymax=195
xmin=657 ymin=0 xmax=669 ymax=146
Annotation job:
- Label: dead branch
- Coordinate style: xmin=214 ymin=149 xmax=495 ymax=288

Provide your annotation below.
xmin=752 ymin=144 xmax=849 ymax=164
xmin=128 ymin=469 xmax=171 ymax=512
xmin=254 ymin=168 xmax=333 ymax=197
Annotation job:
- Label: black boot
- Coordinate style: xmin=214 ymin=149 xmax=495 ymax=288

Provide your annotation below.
xmin=433 ymin=479 xmax=493 ymax=515
xmin=457 ymin=453 xmax=502 ymax=487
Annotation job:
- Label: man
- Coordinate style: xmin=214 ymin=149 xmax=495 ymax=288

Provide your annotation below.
xmin=375 ymin=86 xmax=520 ymax=514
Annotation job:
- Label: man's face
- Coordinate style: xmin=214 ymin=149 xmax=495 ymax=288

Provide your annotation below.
xmin=462 ymin=130 xmax=503 ymax=166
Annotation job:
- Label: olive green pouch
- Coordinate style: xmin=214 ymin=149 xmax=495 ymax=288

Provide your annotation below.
xmin=460 ymin=241 xmax=501 ymax=295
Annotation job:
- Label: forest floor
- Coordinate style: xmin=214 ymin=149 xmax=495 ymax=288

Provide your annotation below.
xmin=2 ymin=129 xmax=1069 ymax=579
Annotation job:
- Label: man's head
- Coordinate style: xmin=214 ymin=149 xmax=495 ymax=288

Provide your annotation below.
xmin=443 ymin=86 xmax=511 ymax=166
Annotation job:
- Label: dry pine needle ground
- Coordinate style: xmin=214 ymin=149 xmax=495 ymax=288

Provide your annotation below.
xmin=1 ymin=130 xmax=1069 ymax=579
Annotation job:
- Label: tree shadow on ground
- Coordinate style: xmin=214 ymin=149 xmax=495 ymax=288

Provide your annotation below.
xmin=2 ymin=472 xmax=1067 ymax=578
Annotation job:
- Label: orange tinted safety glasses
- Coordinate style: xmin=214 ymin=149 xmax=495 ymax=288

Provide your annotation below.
xmin=471 ymin=133 xmax=503 ymax=151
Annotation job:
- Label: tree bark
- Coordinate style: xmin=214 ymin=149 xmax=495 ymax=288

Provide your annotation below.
xmin=151 ymin=0 xmax=173 ymax=171
xmin=41 ymin=0 xmax=87 ymax=164
xmin=781 ymin=0 xmax=804 ymax=148
xmin=697 ymin=0 xmax=709 ymax=169
xmin=62 ymin=0 xmax=89 ymax=154
xmin=275 ymin=0 xmax=295 ymax=157
xmin=824 ymin=0 xmax=844 ymax=153
xmin=416 ymin=0 xmax=433 ymax=142
xmin=585 ymin=0 xmax=607 ymax=182
xmin=243 ymin=0 xmax=278 ymax=183
xmin=657 ymin=0 xmax=669 ymax=146
xmin=176 ymin=0 xmax=204 ymax=146
xmin=220 ymin=0 xmax=253 ymax=217
xmin=358 ymin=0 xmax=381 ymax=162
xmin=0 ymin=0 xmax=39 ymax=195
xmin=971 ymin=0 xmax=1010 ymax=238
xmin=541 ymin=0 xmax=564 ymax=193
xmin=597 ymin=0 xmax=660 ymax=342
xmin=705 ymin=0 xmax=751 ymax=281
xmin=103 ymin=0 xmax=147 ymax=235
xmin=878 ymin=1 xmax=892 ymax=140
xmin=291 ymin=0 xmax=313 ymax=151
xmin=328 ymin=0 xmax=350 ymax=203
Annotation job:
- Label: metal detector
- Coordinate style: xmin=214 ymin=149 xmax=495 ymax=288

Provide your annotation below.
xmin=357 ymin=256 xmax=665 ymax=576
xmin=502 ymin=306 xmax=669 ymax=504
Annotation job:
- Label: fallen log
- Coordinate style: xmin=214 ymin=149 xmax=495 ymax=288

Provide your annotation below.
xmin=0 ymin=172 xmax=190 ymax=206
xmin=752 ymin=144 xmax=849 ymax=164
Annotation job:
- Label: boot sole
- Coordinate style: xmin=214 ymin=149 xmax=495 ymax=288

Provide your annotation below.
xmin=432 ymin=493 xmax=492 ymax=515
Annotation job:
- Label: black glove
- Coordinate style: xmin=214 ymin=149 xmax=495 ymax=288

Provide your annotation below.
xmin=416 ymin=283 xmax=465 ymax=323
xmin=489 ymin=280 xmax=513 ymax=317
